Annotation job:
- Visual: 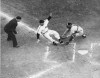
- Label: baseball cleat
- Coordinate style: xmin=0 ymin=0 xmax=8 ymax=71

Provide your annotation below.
xmin=65 ymin=42 xmax=69 ymax=45
xmin=37 ymin=39 xmax=40 ymax=43
xmin=82 ymin=34 xmax=86 ymax=38
xmin=53 ymin=42 xmax=58 ymax=46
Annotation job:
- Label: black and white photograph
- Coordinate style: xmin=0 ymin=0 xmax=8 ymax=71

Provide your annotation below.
xmin=1 ymin=0 xmax=100 ymax=78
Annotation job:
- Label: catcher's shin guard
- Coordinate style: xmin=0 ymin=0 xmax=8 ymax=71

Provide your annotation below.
xmin=59 ymin=39 xmax=63 ymax=43
xmin=65 ymin=35 xmax=74 ymax=45
xmin=69 ymin=35 xmax=74 ymax=42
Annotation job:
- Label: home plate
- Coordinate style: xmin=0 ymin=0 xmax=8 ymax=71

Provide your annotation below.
xmin=78 ymin=50 xmax=88 ymax=55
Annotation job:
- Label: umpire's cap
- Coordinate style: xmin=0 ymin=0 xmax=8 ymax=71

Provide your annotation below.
xmin=39 ymin=20 xmax=44 ymax=23
xmin=16 ymin=16 xmax=21 ymax=19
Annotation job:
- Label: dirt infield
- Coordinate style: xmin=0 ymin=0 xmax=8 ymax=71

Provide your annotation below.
xmin=1 ymin=15 xmax=100 ymax=78
xmin=1 ymin=1 xmax=100 ymax=78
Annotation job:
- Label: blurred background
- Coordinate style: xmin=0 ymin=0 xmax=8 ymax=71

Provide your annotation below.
xmin=1 ymin=0 xmax=100 ymax=21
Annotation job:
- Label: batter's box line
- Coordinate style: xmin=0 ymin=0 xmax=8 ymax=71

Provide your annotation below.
xmin=28 ymin=63 xmax=63 ymax=78
xmin=43 ymin=46 xmax=58 ymax=64
xmin=89 ymin=42 xmax=100 ymax=65
xmin=70 ymin=43 xmax=76 ymax=62
xmin=44 ymin=43 xmax=76 ymax=63
xmin=90 ymin=42 xmax=100 ymax=57
xmin=62 ymin=43 xmax=76 ymax=63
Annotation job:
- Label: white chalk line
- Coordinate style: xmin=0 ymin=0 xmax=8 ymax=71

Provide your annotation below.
xmin=0 ymin=11 xmax=49 ymax=43
xmin=89 ymin=43 xmax=100 ymax=65
xmin=68 ymin=43 xmax=76 ymax=62
xmin=90 ymin=43 xmax=100 ymax=57
xmin=28 ymin=63 xmax=63 ymax=78
xmin=0 ymin=11 xmax=37 ymax=33
xmin=89 ymin=43 xmax=94 ymax=58
xmin=72 ymin=43 xmax=76 ymax=62
xmin=38 ymin=43 xmax=77 ymax=78
xmin=43 ymin=46 xmax=58 ymax=63
xmin=1 ymin=11 xmax=62 ymax=78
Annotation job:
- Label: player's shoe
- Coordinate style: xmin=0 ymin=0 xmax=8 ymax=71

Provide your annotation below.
xmin=13 ymin=45 xmax=20 ymax=48
xmin=82 ymin=34 xmax=86 ymax=38
xmin=65 ymin=42 xmax=69 ymax=45
xmin=52 ymin=42 xmax=58 ymax=46
xmin=59 ymin=39 xmax=63 ymax=44
xmin=37 ymin=39 xmax=40 ymax=43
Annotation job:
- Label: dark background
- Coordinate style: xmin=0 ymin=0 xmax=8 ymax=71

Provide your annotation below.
xmin=2 ymin=0 xmax=100 ymax=21
xmin=1 ymin=1 xmax=100 ymax=78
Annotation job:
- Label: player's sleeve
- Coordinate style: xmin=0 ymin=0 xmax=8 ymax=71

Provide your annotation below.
xmin=47 ymin=15 xmax=52 ymax=20
xmin=43 ymin=15 xmax=52 ymax=27
xmin=43 ymin=19 xmax=49 ymax=27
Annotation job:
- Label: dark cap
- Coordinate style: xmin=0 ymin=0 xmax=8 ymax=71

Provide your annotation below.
xmin=16 ymin=16 xmax=21 ymax=19
xmin=39 ymin=20 xmax=44 ymax=23
xmin=67 ymin=22 xmax=72 ymax=25
xmin=66 ymin=22 xmax=72 ymax=28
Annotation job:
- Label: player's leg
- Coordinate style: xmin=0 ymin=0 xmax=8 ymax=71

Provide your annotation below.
xmin=9 ymin=32 xmax=18 ymax=47
xmin=65 ymin=33 xmax=76 ymax=45
xmin=51 ymin=30 xmax=63 ymax=44
xmin=44 ymin=31 xmax=58 ymax=46
xmin=76 ymin=30 xmax=86 ymax=38
xmin=7 ymin=32 xmax=12 ymax=41
xmin=36 ymin=33 xmax=40 ymax=43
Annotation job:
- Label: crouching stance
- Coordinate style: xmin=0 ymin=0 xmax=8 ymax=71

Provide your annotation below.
xmin=62 ymin=23 xmax=86 ymax=45
xmin=36 ymin=13 xmax=62 ymax=46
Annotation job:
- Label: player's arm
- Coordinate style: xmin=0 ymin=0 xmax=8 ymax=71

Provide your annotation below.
xmin=67 ymin=30 xmax=74 ymax=37
xmin=47 ymin=13 xmax=52 ymax=20
xmin=44 ymin=13 xmax=52 ymax=27
xmin=62 ymin=28 xmax=70 ymax=38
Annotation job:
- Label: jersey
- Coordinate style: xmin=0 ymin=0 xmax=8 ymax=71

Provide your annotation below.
xmin=68 ymin=24 xmax=83 ymax=36
xmin=37 ymin=19 xmax=49 ymax=34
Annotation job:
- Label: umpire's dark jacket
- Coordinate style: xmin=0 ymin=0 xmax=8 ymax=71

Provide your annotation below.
xmin=4 ymin=18 xmax=18 ymax=34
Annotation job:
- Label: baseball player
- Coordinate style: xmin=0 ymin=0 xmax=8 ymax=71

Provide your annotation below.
xmin=62 ymin=22 xmax=86 ymax=45
xmin=36 ymin=13 xmax=63 ymax=46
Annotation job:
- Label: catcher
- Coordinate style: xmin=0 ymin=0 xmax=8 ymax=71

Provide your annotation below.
xmin=62 ymin=22 xmax=86 ymax=45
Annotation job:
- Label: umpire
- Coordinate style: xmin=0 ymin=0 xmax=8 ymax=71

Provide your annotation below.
xmin=4 ymin=16 xmax=22 ymax=48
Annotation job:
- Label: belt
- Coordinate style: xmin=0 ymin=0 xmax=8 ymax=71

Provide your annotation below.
xmin=42 ymin=30 xmax=48 ymax=34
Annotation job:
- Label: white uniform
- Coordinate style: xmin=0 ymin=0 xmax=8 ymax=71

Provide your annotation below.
xmin=67 ymin=24 xmax=84 ymax=37
xmin=37 ymin=19 xmax=60 ymax=43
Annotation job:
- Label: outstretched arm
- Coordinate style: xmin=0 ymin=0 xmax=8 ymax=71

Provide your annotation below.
xmin=47 ymin=13 xmax=52 ymax=20
xmin=44 ymin=13 xmax=52 ymax=27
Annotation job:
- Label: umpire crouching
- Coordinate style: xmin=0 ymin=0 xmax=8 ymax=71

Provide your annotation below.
xmin=4 ymin=16 xmax=22 ymax=48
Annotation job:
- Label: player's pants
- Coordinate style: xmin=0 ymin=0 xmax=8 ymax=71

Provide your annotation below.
xmin=42 ymin=30 xmax=60 ymax=43
xmin=75 ymin=29 xmax=84 ymax=37
xmin=68 ymin=29 xmax=84 ymax=42
xmin=4 ymin=31 xmax=18 ymax=47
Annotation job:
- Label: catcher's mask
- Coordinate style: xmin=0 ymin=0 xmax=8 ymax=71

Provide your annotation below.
xmin=66 ymin=22 xmax=72 ymax=29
